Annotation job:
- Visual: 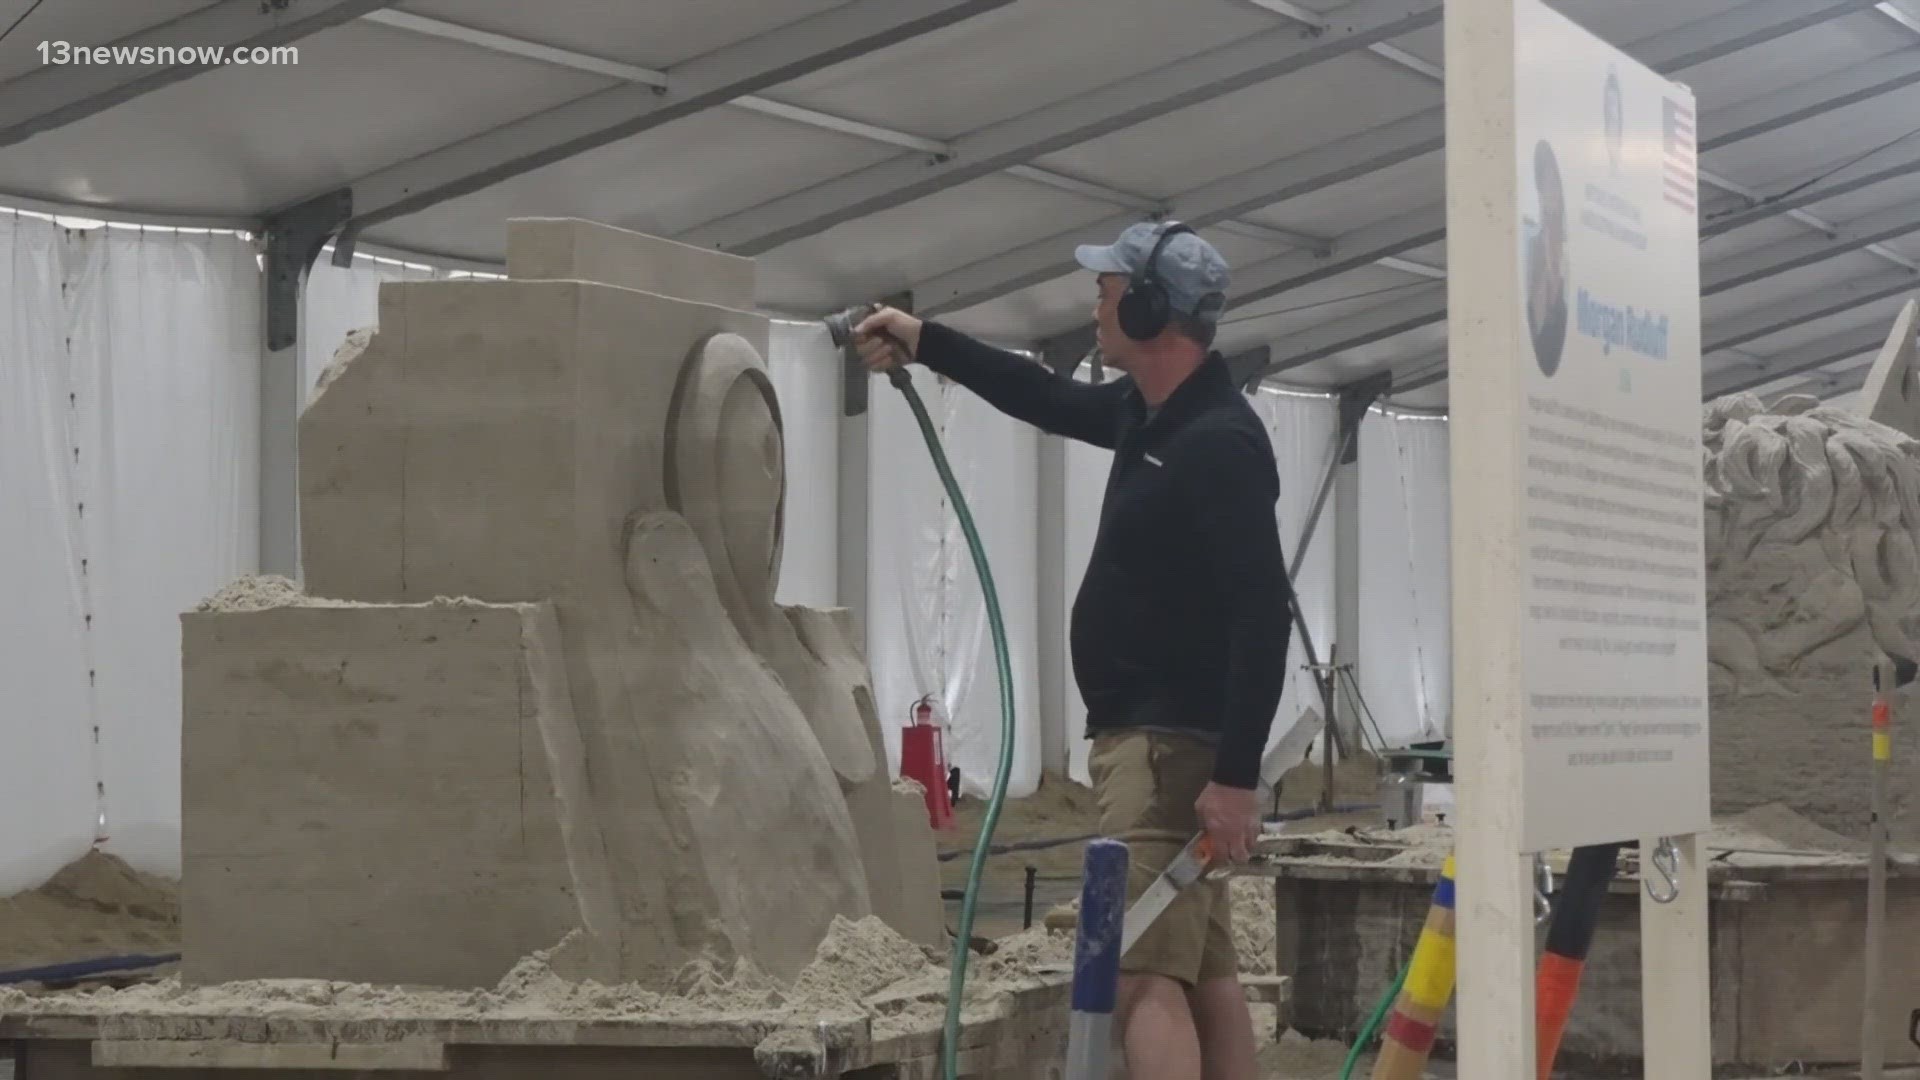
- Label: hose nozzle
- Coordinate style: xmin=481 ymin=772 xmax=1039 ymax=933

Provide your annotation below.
xmin=821 ymin=303 xmax=878 ymax=352
xmin=823 ymin=302 xmax=912 ymax=388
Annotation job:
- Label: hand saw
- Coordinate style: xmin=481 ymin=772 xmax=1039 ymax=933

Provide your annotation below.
xmin=1118 ymin=707 xmax=1326 ymax=956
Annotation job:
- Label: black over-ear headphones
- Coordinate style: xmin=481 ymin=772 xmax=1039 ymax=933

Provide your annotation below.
xmin=1117 ymin=221 xmax=1194 ymax=342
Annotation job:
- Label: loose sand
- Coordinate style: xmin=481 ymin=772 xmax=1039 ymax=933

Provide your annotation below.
xmin=0 ymin=912 xmax=1073 ymax=1053
xmin=0 ymin=850 xmax=179 ymax=972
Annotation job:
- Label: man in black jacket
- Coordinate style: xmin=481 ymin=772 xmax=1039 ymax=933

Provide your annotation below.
xmin=854 ymin=220 xmax=1291 ymax=1080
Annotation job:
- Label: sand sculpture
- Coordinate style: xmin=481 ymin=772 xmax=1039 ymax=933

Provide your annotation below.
xmin=1704 ymin=302 xmax=1920 ymax=840
xmin=180 ymin=219 xmax=942 ymax=988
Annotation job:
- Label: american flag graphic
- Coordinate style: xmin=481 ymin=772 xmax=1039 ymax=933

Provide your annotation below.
xmin=1662 ymin=97 xmax=1696 ymax=213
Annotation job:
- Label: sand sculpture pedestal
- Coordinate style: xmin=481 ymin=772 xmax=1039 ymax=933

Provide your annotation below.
xmin=179 ymin=219 xmax=943 ymax=988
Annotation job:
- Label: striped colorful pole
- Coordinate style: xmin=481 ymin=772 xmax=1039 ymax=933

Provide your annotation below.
xmin=1065 ymin=838 xmax=1127 ymax=1080
xmin=1535 ymin=842 xmax=1622 ymax=1080
xmin=1369 ymin=854 xmax=1459 ymax=1080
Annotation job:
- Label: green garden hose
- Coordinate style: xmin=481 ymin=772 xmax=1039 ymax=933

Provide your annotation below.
xmin=1343 ymin=956 xmax=1412 ymax=1080
xmin=885 ymin=365 xmax=1017 ymax=1080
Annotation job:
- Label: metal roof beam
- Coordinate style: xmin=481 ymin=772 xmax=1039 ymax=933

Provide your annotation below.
xmin=1235 ymin=49 xmax=1920 ymax=315
xmin=1387 ymin=295 xmax=1906 ymax=400
xmin=322 ymin=0 xmax=1010 ymax=260
xmin=918 ymin=0 xmax=1877 ymax=317
xmin=1267 ymin=256 xmax=1917 ymax=387
xmin=1391 ymin=364 xmax=1449 ymax=395
xmin=1705 ymin=272 xmax=1919 ymax=354
xmin=676 ymin=0 xmax=1444 ymax=256
xmin=1700 ymin=50 xmax=1920 ymax=153
xmin=1766 ymin=359 xmax=1880 ymax=400
xmin=1253 ymin=282 xmax=1451 ymax=377
xmin=1255 ymin=185 xmax=1920 ymax=381
xmin=1701 ymin=149 xmax=1920 ymax=236
xmin=1704 ymin=202 xmax=1920 ymax=296
xmin=0 ymin=0 xmax=400 ymax=148
xmin=353 ymin=9 xmax=1338 ymax=246
xmin=941 ymin=0 xmax=1882 ymax=349
xmin=1703 ymin=326 xmax=1892 ymax=397
xmin=914 ymin=112 xmax=1440 ymax=316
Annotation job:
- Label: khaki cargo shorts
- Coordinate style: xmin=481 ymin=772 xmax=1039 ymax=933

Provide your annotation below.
xmin=1088 ymin=728 xmax=1236 ymax=987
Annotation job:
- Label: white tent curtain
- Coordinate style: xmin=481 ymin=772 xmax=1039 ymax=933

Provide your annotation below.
xmin=867 ymin=364 xmax=1042 ymax=798
xmin=0 ymin=214 xmax=259 ymax=892
xmin=0 ymin=198 xmax=1463 ymax=898
xmin=1358 ymin=409 xmax=1452 ymax=749
xmin=1251 ymin=390 xmax=1343 ymax=764
xmin=764 ymin=320 xmax=842 ymax=610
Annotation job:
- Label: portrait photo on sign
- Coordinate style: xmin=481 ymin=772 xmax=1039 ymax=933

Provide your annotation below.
xmin=1522 ymin=138 xmax=1570 ymax=377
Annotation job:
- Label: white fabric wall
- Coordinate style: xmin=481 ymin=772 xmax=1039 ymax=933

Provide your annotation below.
xmin=1358 ymin=410 xmax=1452 ymax=747
xmin=0 ymin=199 xmax=1463 ymax=899
xmin=867 ymin=364 xmax=1042 ymax=798
xmin=1059 ymin=384 xmax=1340 ymax=784
xmin=1251 ymin=391 xmax=1343 ymax=762
xmin=0 ymin=215 xmax=259 ymax=892
xmin=765 ymin=321 xmax=841 ymax=609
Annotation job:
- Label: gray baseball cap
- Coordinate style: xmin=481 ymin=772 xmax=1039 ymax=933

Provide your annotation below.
xmin=1075 ymin=220 xmax=1231 ymax=322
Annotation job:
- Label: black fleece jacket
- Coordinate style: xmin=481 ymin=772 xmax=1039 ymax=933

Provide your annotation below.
xmin=914 ymin=320 xmax=1293 ymax=789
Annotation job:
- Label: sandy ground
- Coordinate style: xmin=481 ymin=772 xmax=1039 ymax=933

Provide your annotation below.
xmin=5 ymin=787 xmax=1905 ymax=1080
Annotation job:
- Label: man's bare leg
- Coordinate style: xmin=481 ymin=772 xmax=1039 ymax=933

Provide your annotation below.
xmin=1118 ymin=973 xmax=1202 ymax=1079
xmin=1190 ymin=976 xmax=1259 ymax=1080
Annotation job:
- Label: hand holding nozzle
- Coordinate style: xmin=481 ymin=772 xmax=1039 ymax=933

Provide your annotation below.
xmin=851 ymin=306 xmax=923 ymax=374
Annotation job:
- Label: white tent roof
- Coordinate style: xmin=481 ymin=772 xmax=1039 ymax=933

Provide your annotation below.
xmin=5 ymin=0 xmax=1920 ymax=409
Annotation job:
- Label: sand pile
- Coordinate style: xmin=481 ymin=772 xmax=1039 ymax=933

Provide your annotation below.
xmin=0 ymin=915 xmax=1072 ymax=1041
xmin=0 ymin=850 xmax=180 ymax=970
xmin=196 ymin=574 xmax=493 ymax=613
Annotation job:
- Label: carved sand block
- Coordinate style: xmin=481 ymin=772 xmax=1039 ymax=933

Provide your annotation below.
xmin=180 ymin=593 xmax=625 ymax=987
xmin=184 ymin=219 xmax=938 ymax=987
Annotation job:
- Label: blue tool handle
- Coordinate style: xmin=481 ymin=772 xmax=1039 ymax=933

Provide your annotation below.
xmin=1070 ymin=838 xmax=1128 ymax=1014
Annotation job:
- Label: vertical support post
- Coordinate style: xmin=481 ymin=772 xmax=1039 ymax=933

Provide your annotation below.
xmin=1863 ymin=658 xmax=1894 ymax=1079
xmin=1640 ymin=834 xmax=1709 ymax=1079
xmin=259 ymin=188 xmax=350 ymax=577
xmin=1035 ymin=432 xmax=1068 ymax=774
xmin=835 ymin=292 xmax=909 ymax=649
xmin=1035 ymin=330 xmax=1089 ymax=777
xmin=1066 ymin=838 xmax=1127 ymax=1080
xmin=1333 ymin=413 xmax=1362 ymax=754
xmin=1307 ymin=372 xmax=1386 ymax=808
xmin=837 ymin=406 xmax=870 ymax=648
xmin=1442 ymin=0 xmax=1538 ymax=1072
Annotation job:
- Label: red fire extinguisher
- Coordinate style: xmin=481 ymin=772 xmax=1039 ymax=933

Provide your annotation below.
xmin=900 ymin=694 xmax=955 ymax=830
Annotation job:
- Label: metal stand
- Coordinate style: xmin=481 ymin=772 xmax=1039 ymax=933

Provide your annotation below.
xmin=1302 ymin=655 xmax=1391 ymax=809
xmin=1281 ymin=372 xmax=1389 ymax=811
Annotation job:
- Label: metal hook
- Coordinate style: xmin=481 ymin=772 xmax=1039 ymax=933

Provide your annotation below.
xmin=1645 ymin=837 xmax=1680 ymax=904
xmin=1533 ymin=854 xmax=1554 ymax=925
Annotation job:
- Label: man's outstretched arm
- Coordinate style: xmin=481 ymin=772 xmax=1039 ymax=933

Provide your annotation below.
xmin=854 ymin=308 xmax=1126 ymax=449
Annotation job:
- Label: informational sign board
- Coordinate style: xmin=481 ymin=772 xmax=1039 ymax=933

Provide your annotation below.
xmin=1510 ymin=0 xmax=1709 ymax=853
